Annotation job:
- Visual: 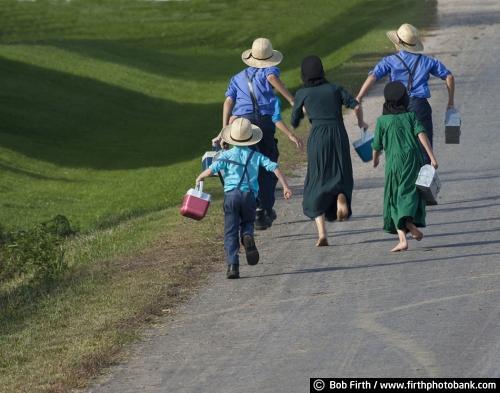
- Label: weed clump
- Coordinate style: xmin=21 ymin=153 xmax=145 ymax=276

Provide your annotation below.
xmin=0 ymin=215 xmax=74 ymax=283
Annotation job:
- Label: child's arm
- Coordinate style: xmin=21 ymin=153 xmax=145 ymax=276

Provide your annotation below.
xmin=275 ymin=120 xmax=303 ymax=150
xmin=445 ymin=74 xmax=455 ymax=109
xmin=373 ymin=150 xmax=381 ymax=168
xmin=354 ymin=104 xmax=369 ymax=130
xmin=267 ymin=74 xmax=294 ymax=106
xmin=222 ymin=97 xmax=235 ymax=128
xmin=372 ymin=118 xmax=384 ymax=168
xmin=356 ymin=74 xmax=377 ymax=104
xmin=212 ymin=97 xmax=235 ymax=149
xmin=418 ymin=133 xmax=438 ymax=169
xmin=273 ymin=168 xmax=292 ymax=199
xmin=196 ymin=168 xmax=213 ymax=185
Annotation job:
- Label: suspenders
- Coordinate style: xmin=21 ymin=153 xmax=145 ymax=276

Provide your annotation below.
xmin=394 ymin=54 xmax=422 ymax=93
xmin=245 ymin=70 xmax=261 ymax=116
xmin=217 ymin=150 xmax=256 ymax=193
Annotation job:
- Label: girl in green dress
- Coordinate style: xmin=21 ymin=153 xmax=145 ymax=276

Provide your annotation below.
xmin=291 ymin=56 xmax=367 ymax=247
xmin=372 ymin=81 xmax=438 ymax=252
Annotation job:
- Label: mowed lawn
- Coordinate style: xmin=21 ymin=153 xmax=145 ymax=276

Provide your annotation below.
xmin=1 ymin=0 xmax=436 ymax=231
xmin=0 ymin=1 xmax=437 ymax=392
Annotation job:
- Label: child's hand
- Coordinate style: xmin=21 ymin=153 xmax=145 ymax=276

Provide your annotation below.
xmin=211 ymin=136 xmax=222 ymax=147
xmin=431 ymin=158 xmax=439 ymax=169
xmin=288 ymin=134 xmax=304 ymax=150
xmin=373 ymin=155 xmax=379 ymax=168
xmin=212 ymin=136 xmax=228 ymax=150
xmin=358 ymin=120 xmax=369 ymax=130
xmin=283 ymin=187 xmax=292 ymax=199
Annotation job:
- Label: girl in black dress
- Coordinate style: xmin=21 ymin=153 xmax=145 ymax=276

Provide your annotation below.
xmin=291 ymin=56 xmax=367 ymax=246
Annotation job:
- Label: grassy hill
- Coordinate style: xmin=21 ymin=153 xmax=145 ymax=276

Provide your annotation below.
xmin=0 ymin=1 xmax=437 ymax=391
xmin=0 ymin=0 xmax=436 ymax=231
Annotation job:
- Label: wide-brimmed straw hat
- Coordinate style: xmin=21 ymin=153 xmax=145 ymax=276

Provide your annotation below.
xmin=221 ymin=118 xmax=263 ymax=146
xmin=241 ymin=37 xmax=283 ymax=68
xmin=386 ymin=23 xmax=424 ymax=53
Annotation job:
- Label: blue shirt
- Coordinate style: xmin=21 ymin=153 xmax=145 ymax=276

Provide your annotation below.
xmin=272 ymin=98 xmax=282 ymax=124
xmin=225 ymin=66 xmax=280 ymax=116
xmin=209 ymin=146 xmax=278 ymax=194
xmin=370 ymin=51 xmax=452 ymax=98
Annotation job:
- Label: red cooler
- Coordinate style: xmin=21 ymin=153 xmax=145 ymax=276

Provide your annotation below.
xmin=180 ymin=181 xmax=211 ymax=220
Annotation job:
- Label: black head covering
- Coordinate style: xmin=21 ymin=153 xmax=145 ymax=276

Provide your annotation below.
xmin=301 ymin=55 xmax=328 ymax=87
xmin=383 ymin=81 xmax=409 ymax=115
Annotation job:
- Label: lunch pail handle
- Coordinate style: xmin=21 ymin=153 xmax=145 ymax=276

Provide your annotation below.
xmin=359 ymin=127 xmax=369 ymax=142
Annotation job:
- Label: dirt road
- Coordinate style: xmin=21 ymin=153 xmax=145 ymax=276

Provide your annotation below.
xmin=89 ymin=1 xmax=500 ymax=391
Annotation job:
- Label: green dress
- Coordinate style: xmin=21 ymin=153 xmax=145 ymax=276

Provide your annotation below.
xmin=372 ymin=112 xmax=426 ymax=233
xmin=291 ymin=83 xmax=358 ymax=221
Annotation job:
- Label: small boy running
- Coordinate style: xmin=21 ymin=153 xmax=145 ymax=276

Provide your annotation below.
xmin=197 ymin=118 xmax=292 ymax=279
xmin=372 ymin=81 xmax=438 ymax=252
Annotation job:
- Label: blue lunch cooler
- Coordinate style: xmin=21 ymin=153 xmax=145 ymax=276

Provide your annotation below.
xmin=352 ymin=128 xmax=374 ymax=162
xmin=201 ymin=143 xmax=221 ymax=176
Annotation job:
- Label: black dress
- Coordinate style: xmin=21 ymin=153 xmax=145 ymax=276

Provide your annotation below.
xmin=291 ymin=83 xmax=358 ymax=221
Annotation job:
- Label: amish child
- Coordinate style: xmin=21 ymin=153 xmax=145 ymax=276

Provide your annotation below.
xmin=213 ymin=37 xmax=295 ymax=230
xmin=227 ymin=97 xmax=303 ymax=225
xmin=357 ymin=23 xmax=455 ymax=164
xmin=372 ymin=81 xmax=438 ymax=252
xmin=197 ymin=118 xmax=292 ymax=279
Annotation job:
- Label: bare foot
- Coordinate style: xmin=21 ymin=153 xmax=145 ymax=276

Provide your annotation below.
xmin=337 ymin=193 xmax=349 ymax=221
xmin=316 ymin=238 xmax=329 ymax=247
xmin=406 ymin=223 xmax=423 ymax=241
xmin=391 ymin=241 xmax=408 ymax=252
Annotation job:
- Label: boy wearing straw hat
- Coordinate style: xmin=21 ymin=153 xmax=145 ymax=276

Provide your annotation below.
xmin=198 ymin=118 xmax=292 ymax=279
xmin=356 ymin=23 xmax=455 ymax=164
xmin=213 ymin=37 xmax=296 ymax=231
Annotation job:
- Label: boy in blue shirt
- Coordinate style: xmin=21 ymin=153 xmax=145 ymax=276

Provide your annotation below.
xmin=213 ymin=38 xmax=296 ymax=230
xmin=356 ymin=23 xmax=455 ymax=164
xmin=197 ymin=118 xmax=292 ymax=279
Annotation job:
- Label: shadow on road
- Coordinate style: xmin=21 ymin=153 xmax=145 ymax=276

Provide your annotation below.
xmin=243 ymin=252 xmax=500 ymax=279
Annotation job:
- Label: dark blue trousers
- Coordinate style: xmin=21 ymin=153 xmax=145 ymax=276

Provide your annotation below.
xmin=240 ymin=114 xmax=279 ymax=214
xmin=223 ymin=189 xmax=256 ymax=266
xmin=409 ymin=97 xmax=433 ymax=164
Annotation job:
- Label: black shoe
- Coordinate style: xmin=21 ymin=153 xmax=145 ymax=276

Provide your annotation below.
xmin=269 ymin=209 xmax=277 ymax=221
xmin=242 ymin=234 xmax=259 ymax=265
xmin=255 ymin=209 xmax=270 ymax=230
xmin=226 ymin=264 xmax=240 ymax=279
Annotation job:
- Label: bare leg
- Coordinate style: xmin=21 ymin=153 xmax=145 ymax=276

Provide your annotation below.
xmin=391 ymin=229 xmax=408 ymax=252
xmin=337 ymin=193 xmax=349 ymax=221
xmin=406 ymin=221 xmax=423 ymax=241
xmin=315 ymin=214 xmax=329 ymax=246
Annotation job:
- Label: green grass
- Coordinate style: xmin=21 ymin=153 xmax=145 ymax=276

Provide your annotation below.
xmin=0 ymin=206 xmax=225 ymax=393
xmin=0 ymin=0 xmax=437 ymax=231
xmin=0 ymin=0 xmax=438 ymax=391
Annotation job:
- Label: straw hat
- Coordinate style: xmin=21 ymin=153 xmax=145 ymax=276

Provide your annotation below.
xmin=386 ymin=23 xmax=424 ymax=53
xmin=241 ymin=38 xmax=283 ymax=68
xmin=221 ymin=118 xmax=263 ymax=146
